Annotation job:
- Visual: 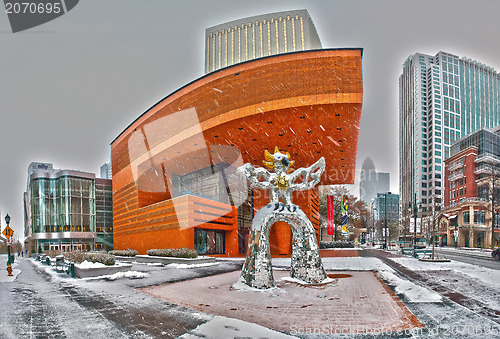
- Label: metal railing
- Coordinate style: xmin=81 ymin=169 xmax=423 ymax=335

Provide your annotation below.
xmin=474 ymin=153 xmax=500 ymax=164
xmin=444 ymin=197 xmax=488 ymax=210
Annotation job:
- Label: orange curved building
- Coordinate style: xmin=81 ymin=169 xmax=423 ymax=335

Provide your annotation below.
xmin=111 ymin=49 xmax=363 ymax=256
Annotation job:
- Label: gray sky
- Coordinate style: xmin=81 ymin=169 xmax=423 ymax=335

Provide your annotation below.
xmin=2 ymin=0 xmax=500 ymax=237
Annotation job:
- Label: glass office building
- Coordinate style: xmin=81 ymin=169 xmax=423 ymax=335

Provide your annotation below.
xmin=24 ymin=162 xmax=113 ymax=254
xmin=399 ymin=51 xmax=500 ymax=220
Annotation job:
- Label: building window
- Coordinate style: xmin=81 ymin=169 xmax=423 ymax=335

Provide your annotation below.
xmin=194 ymin=229 xmax=225 ymax=255
xmin=474 ymin=211 xmax=485 ymax=225
xmin=464 ymin=211 xmax=470 ymax=224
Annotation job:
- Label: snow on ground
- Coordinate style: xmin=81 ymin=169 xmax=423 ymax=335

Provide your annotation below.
xmin=0 ymin=254 xmax=21 ymax=283
xmin=166 ymin=262 xmax=219 ymax=269
xmin=76 ymin=260 xmax=107 ymax=268
xmin=391 ymin=256 xmax=500 ymax=312
xmin=75 ymin=260 xmax=131 ymax=269
xmin=273 ymin=257 xmax=443 ymax=303
xmin=441 ymin=246 xmax=492 ymax=254
xmin=391 ymin=257 xmax=500 ymax=288
xmin=178 ymin=315 xmax=296 ymax=339
xmin=82 ymin=271 xmax=150 ymax=281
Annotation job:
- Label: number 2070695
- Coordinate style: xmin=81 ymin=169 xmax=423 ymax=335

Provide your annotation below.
xmin=5 ymin=2 xmax=62 ymax=14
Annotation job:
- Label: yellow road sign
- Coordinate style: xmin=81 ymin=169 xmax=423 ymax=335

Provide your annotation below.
xmin=2 ymin=226 xmax=14 ymax=239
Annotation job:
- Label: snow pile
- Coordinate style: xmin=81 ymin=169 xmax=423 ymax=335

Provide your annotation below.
xmin=179 ymin=315 xmax=296 ymax=339
xmin=377 ymin=269 xmax=442 ymax=302
xmin=231 ymin=278 xmax=280 ymax=292
xmin=76 ymin=260 xmax=107 ymax=269
xmin=167 ymin=262 xmax=219 ymax=269
xmin=83 ymin=271 xmax=149 ymax=281
xmin=280 ymin=276 xmax=335 ymax=285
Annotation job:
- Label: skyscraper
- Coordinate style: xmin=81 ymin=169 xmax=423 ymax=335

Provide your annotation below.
xmin=205 ymin=9 xmax=322 ymax=74
xmin=359 ymin=157 xmax=390 ymax=205
xmin=100 ymin=162 xmax=112 ymax=179
xmin=399 ymin=51 xmax=500 ymax=217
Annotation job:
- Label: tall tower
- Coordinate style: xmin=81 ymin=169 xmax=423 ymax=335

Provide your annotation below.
xmin=399 ymin=51 xmax=500 ymax=216
xmin=205 ymin=9 xmax=322 ymax=74
xmin=360 ymin=157 xmax=390 ymax=205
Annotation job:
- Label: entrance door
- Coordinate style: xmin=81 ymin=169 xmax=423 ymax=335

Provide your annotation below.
xmin=194 ymin=229 xmax=225 ymax=254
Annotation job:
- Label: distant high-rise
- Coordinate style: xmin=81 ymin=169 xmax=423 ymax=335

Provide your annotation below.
xmin=399 ymin=51 xmax=500 ymax=216
xmin=100 ymin=162 xmax=112 ymax=179
xmin=359 ymin=157 xmax=390 ymax=204
xmin=205 ymin=9 xmax=322 ymax=73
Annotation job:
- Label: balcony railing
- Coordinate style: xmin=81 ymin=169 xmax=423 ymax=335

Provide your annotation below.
xmin=474 ymin=153 xmax=500 ymax=165
xmin=444 ymin=197 xmax=488 ymax=210
xmin=448 ymin=172 xmax=464 ymax=181
xmin=447 ymin=161 xmax=464 ymax=171
xmin=474 ymin=163 xmax=500 ymax=176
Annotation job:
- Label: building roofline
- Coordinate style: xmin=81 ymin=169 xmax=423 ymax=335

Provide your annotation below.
xmin=30 ymin=169 xmax=96 ymax=181
xmin=110 ymin=48 xmax=363 ymax=145
xmin=445 ymin=145 xmax=478 ymax=164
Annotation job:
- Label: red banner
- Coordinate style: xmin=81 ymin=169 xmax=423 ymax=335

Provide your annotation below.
xmin=327 ymin=195 xmax=335 ymax=235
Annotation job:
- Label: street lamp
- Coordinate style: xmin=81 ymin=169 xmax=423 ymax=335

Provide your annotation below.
xmin=371 ymin=206 xmax=377 ymax=246
xmin=5 ymin=214 xmax=12 ymax=266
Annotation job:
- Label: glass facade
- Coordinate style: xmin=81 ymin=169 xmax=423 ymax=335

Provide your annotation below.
xmin=95 ymin=180 xmax=113 ymax=250
xmin=31 ymin=176 xmax=95 ymax=233
xmin=372 ymin=193 xmax=400 ymax=222
xmin=451 ymin=128 xmax=500 ymax=158
xmin=26 ymin=166 xmax=113 ymax=253
xmin=173 ymin=163 xmax=253 ymax=255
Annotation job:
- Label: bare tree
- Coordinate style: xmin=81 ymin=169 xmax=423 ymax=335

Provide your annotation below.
xmin=422 ymin=195 xmax=442 ymax=259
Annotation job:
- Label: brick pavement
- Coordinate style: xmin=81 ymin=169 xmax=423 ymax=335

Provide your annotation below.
xmin=141 ymin=270 xmax=423 ymax=334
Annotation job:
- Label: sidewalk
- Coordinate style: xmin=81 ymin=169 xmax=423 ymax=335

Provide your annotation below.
xmin=142 ymin=269 xmax=423 ymax=335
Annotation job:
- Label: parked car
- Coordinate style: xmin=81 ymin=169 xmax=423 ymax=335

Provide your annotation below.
xmin=492 ymin=248 xmax=500 ymax=261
